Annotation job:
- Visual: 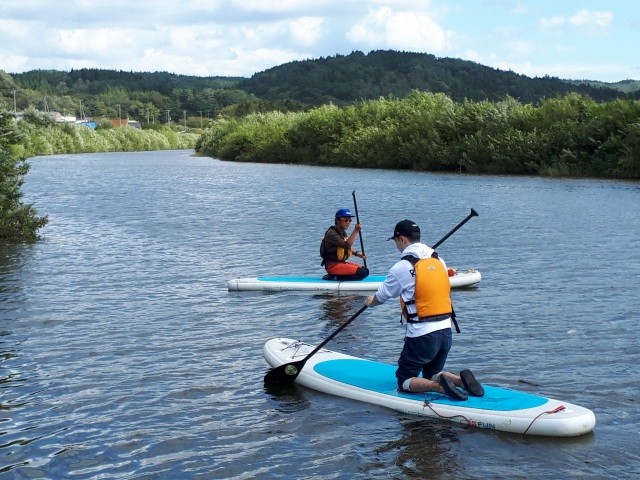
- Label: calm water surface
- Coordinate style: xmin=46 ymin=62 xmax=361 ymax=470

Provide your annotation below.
xmin=1 ymin=150 xmax=639 ymax=479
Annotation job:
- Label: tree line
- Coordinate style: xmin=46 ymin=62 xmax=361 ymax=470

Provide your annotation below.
xmin=239 ymin=50 xmax=635 ymax=106
xmin=6 ymin=69 xmax=305 ymax=126
xmin=6 ymin=51 xmax=638 ymax=126
xmin=196 ymin=91 xmax=640 ymax=179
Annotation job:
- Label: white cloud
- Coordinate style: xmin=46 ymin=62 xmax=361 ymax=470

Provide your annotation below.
xmin=56 ymin=28 xmax=137 ymax=58
xmin=0 ymin=52 xmax=30 ymax=73
xmin=480 ymin=57 xmax=633 ymax=82
xmin=346 ymin=6 xmax=448 ymax=52
xmin=540 ymin=9 xmax=613 ymax=33
xmin=569 ymin=10 xmax=612 ymax=28
xmin=231 ymin=0 xmax=307 ymax=12
xmin=289 ymin=17 xmax=324 ymax=46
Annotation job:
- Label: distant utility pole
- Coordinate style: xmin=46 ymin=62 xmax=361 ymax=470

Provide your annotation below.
xmin=183 ymin=110 xmax=187 ymax=132
xmin=13 ymin=89 xmax=17 ymax=113
xmin=167 ymin=110 xmax=171 ymax=125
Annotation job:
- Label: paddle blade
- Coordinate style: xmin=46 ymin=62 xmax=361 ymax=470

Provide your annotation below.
xmin=264 ymin=360 xmax=305 ymax=385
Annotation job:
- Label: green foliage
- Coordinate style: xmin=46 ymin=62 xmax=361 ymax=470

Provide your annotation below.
xmin=8 ymin=68 xmax=278 ymax=124
xmin=240 ymin=50 xmax=628 ymax=106
xmin=7 ymin=51 xmax=636 ymax=127
xmin=197 ymin=92 xmax=640 ymax=179
xmin=16 ymin=123 xmax=199 ymax=158
xmin=0 ymin=112 xmax=48 ymax=242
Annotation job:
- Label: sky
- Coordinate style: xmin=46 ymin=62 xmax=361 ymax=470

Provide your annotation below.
xmin=1 ymin=0 xmax=638 ymax=82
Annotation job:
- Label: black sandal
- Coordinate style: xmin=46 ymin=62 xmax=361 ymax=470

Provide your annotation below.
xmin=439 ymin=374 xmax=468 ymax=400
xmin=460 ymin=369 xmax=484 ymax=396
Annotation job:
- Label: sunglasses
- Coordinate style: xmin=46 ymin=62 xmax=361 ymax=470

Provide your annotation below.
xmin=341 ymin=218 xmax=352 ymax=222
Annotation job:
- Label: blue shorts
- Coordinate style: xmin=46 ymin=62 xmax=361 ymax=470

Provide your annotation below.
xmin=396 ymin=329 xmax=452 ymax=389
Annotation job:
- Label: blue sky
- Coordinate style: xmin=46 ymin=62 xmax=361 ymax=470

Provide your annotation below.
xmin=1 ymin=0 xmax=638 ymax=82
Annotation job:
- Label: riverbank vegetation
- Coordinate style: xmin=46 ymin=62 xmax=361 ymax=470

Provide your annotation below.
xmin=12 ymin=111 xmax=198 ymax=159
xmin=0 ymin=112 xmax=48 ymax=242
xmin=196 ymin=92 xmax=640 ymax=179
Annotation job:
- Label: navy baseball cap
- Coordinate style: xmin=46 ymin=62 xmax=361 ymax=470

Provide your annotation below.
xmin=387 ymin=219 xmax=420 ymax=240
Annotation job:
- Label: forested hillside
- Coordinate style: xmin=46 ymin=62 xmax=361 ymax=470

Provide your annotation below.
xmin=6 ymin=50 xmax=637 ymax=123
xmin=566 ymin=79 xmax=640 ymax=94
xmin=6 ymin=68 xmax=260 ymax=125
xmin=239 ymin=50 xmax=630 ymax=106
xmin=12 ymin=69 xmax=241 ymax=96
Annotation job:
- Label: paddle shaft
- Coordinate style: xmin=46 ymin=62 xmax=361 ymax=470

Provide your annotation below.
xmin=304 ymin=305 xmax=367 ymax=360
xmin=351 ymin=190 xmax=367 ymax=268
xmin=432 ymin=208 xmax=478 ymax=249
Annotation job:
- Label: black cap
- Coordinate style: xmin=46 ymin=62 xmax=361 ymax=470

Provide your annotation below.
xmin=387 ymin=219 xmax=420 ymax=241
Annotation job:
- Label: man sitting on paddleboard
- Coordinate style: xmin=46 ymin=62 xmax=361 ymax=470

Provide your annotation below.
xmin=320 ymin=208 xmax=369 ymax=281
xmin=364 ymin=219 xmax=483 ymax=400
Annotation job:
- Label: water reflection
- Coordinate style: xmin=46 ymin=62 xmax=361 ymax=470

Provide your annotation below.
xmin=0 ymin=244 xmax=28 ymax=305
xmin=376 ymin=418 xmax=462 ymax=477
xmin=263 ymin=383 xmax=312 ymax=414
xmin=316 ymin=294 xmax=364 ymax=326
xmin=3 ymin=151 xmax=637 ymax=478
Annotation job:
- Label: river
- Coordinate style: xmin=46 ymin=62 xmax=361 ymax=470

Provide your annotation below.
xmin=1 ymin=149 xmax=639 ymax=479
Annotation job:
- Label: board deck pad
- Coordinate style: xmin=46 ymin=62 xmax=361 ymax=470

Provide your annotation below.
xmin=314 ymin=359 xmax=548 ymax=410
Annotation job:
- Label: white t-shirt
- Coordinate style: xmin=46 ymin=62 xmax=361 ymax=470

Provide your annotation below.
xmin=374 ymin=242 xmax=453 ymax=338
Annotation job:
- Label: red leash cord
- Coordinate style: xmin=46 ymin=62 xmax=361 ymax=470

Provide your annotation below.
xmin=522 ymin=405 xmax=566 ymax=435
xmin=423 ymin=399 xmax=567 ymax=435
xmin=423 ymin=400 xmax=474 ymax=428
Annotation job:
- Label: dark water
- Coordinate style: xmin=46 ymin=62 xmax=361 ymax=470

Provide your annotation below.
xmin=1 ymin=150 xmax=639 ymax=479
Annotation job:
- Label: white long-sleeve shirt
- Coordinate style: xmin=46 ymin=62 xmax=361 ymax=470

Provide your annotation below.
xmin=374 ymin=242 xmax=453 ymax=338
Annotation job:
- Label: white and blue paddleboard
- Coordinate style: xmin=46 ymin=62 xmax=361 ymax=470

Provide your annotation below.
xmin=229 ymin=269 xmax=481 ymax=292
xmin=264 ymin=338 xmax=595 ymax=437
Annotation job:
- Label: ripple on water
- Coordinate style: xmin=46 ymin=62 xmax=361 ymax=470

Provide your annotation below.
xmin=1 ymin=151 xmax=638 ymax=478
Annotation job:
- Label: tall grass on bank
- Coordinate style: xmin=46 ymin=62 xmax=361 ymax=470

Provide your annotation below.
xmin=12 ymin=123 xmax=199 ymax=159
xmin=196 ymin=92 xmax=640 ymax=179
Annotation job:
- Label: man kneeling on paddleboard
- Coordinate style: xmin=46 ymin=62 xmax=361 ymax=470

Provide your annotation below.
xmin=365 ymin=219 xmax=484 ymax=400
xmin=320 ymin=208 xmax=369 ymax=281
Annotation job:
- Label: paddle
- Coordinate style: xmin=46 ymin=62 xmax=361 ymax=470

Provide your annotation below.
xmin=264 ymin=305 xmax=368 ymax=385
xmin=263 ymin=208 xmax=479 ymax=386
xmin=432 ymin=208 xmax=478 ymax=249
xmin=351 ymin=190 xmax=367 ymax=268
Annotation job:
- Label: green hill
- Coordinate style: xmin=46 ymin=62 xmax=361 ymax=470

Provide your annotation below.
xmin=5 ymin=50 xmax=637 ymax=120
xmin=565 ymin=79 xmax=640 ymax=94
xmin=239 ymin=50 xmax=628 ymax=105
xmin=11 ymin=68 xmax=242 ymax=96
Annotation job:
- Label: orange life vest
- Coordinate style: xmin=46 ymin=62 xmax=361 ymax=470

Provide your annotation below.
xmin=401 ymin=253 xmax=459 ymax=332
